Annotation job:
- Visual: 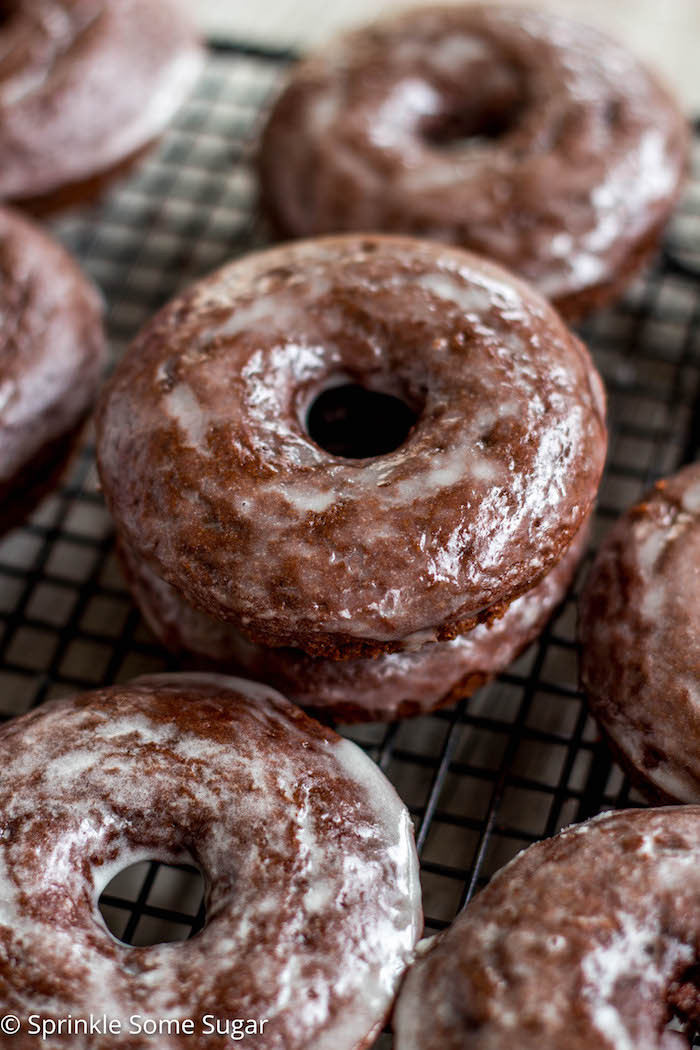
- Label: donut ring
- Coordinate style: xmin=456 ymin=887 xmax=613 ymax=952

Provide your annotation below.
xmin=0 ymin=206 xmax=105 ymax=533
xmin=0 ymin=673 xmax=421 ymax=1048
xmin=118 ymin=520 xmax=588 ymax=722
xmin=0 ymin=0 xmax=203 ymax=206
xmin=259 ymin=5 xmax=688 ymax=319
xmin=96 ymin=235 xmax=607 ymax=659
xmin=580 ymin=464 xmax=700 ymax=804
xmin=394 ymin=807 xmax=700 ymax=1049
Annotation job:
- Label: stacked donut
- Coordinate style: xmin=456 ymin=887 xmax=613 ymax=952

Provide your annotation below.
xmin=93 ymin=0 xmax=690 ymax=722
xmin=0 ymin=0 xmax=203 ymax=210
xmin=96 ymin=234 xmax=607 ymax=722
xmin=580 ymin=464 xmax=700 ymax=805
xmin=259 ymin=4 xmax=688 ymax=319
xmin=0 ymin=206 xmax=105 ymax=532
xmin=0 ymin=0 xmax=203 ymax=529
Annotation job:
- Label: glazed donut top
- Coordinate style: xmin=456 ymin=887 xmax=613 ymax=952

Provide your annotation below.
xmin=0 ymin=0 xmax=203 ymax=201
xmin=96 ymin=236 xmax=607 ymax=657
xmin=0 ymin=673 xmax=421 ymax=1049
xmin=394 ymin=807 xmax=700 ymax=1050
xmin=580 ymin=464 xmax=700 ymax=804
xmin=259 ymin=4 xmax=688 ymax=313
xmin=0 ymin=206 xmax=104 ymax=487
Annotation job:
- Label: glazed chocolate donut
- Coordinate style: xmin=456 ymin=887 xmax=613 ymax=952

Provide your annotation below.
xmin=394 ymin=807 xmax=700 ymax=1050
xmin=579 ymin=464 xmax=700 ymax=804
xmin=0 ymin=672 xmax=421 ymax=1049
xmin=0 ymin=206 xmax=105 ymax=533
xmin=118 ymin=520 xmax=588 ymax=723
xmin=96 ymin=235 xmax=607 ymax=660
xmin=0 ymin=0 xmax=203 ymax=207
xmin=258 ymin=5 xmax=688 ymax=319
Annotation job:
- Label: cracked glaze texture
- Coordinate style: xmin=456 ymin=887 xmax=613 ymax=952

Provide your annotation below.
xmin=0 ymin=0 xmax=203 ymax=201
xmin=118 ymin=520 xmax=588 ymax=722
xmin=580 ymin=464 xmax=700 ymax=804
xmin=259 ymin=5 xmax=688 ymax=318
xmin=96 ymin=235 xmax=607 ymax=659
xmin=394 ymin=808 xmax=700 ymax=1050
xmin=0 ymin=206 xmax=104 ymax=518
xmin=0 ymin=673 xmax=421 ymax=1050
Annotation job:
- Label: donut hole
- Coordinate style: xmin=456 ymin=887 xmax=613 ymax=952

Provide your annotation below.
xmin=422 ymin=102 xmax=519 ymax=148
xmin=306 ymin=382 xmax=418 ymax=458
xmin=664 ymin=1016 xmax=698 ymax=1047
xmin=604 ymin=98 xmax=624 ymax=128
xmin=98 ymin=859 xmax=205 ymax=946
xmin=420 ymin=71 xmax=525 ymax=151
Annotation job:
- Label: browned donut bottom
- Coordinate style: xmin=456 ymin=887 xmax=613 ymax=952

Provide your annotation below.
xmin=0 ymin=422 xmax=85 ymax=536
xmin=259 ymin=4 xmax=688 ymax=319
xmin=0 ymin=206 xmax=105 ymax=534
xmin=96 ymin=235 xmax=607 ymax=659
xmin=0 ymin=673 xmax=422 ymax=1050
xmin=394 ymin=807 xmax=700 ymax=1050
xmin=14 ymin=142 xmax=156 ymax=219
xmin=579 ymin=464 xmax=700 ymax=804
xmin=118 ymin=519 xmax=589 ymax=723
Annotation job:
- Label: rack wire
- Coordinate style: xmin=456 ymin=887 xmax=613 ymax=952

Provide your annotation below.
xmin=1 ymin=41 xmax=699 ymax=1044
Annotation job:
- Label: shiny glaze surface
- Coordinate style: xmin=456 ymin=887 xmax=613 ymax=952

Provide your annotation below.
xmin=259 ymin=5 xmax=688 ymax=316
xmin=118 ymin=522 xmax=588 ymax=722
xmin=96 ymin=235 xmax=607 ymax=657
xmin=394 ymin=807 xmax=700 ymax=1050
xmin=0 ymin=0 xmax=203 ymax=200
xmin=0 ymin=673 xmax=421 ymax=1049
xmin=580 ymin=464 xmax=700 ymax=803
xmin=0 ymin=206 xmax=104 ymax=503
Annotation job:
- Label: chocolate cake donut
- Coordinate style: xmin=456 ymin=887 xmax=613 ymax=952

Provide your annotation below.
xmin=579 ymin=464 xmax=700 ymax=804
xmin=259 ymin=5 xmax=688 ymax=319
xmin=96 ymin=235 xmax=607 ymax=660
xmin=0 ymin=206 xmax=105 ymax=533
xmin=118 ymin=519 xmax=588 ymax=723
xmin=0 ymin=673 xmax=422 ymax=1049
xmin=394 ymin=807 xmax=700 ymax=1049
xmin=0 ymin=0 xmax=203 ymax=208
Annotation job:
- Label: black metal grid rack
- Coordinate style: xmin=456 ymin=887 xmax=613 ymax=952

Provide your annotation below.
xmin=1 ymin=41 xmax=699 ymax=1045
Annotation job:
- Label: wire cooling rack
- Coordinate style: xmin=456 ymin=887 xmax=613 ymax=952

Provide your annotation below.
xmin=1 ymin=40 xmax=699 ymax=1043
